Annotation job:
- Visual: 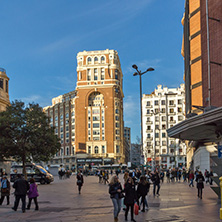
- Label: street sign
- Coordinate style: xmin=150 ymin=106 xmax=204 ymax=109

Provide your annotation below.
xmin=218 ymin=145 xmax=222 ymax=159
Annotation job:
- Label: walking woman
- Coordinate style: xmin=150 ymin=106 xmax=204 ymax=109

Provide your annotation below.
xmin=124 ymin=177 xmax=137 ymax=222
xmin=196 ymin=171 xmax=205 ymax=199
xmin=26 ymin=178 xmax=39 ymax=210
xmin=0 ymin=175 xmax=10 ymax=205
xmin=137 ymin=176 xmax=150 ymax=212
xmin=109 ymin=175 xmax=123 ymax=222
xmin=76 ymin=171 xmax=84 ymax=194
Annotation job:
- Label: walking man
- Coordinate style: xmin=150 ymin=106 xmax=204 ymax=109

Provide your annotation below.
xmin=12 ymin=174 xmax=30 ymax=213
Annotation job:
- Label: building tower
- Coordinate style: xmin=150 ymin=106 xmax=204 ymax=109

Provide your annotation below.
xmin=75 ymin=49 xmax=125 ymax=163
xmin=142 ymin=84 xmax=186 ymax=169
xmin=0 ymin=68 xmax=10 ymax=112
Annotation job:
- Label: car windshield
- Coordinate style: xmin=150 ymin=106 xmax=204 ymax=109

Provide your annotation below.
xmin=36 ymin=165 xmax=47 ymax=173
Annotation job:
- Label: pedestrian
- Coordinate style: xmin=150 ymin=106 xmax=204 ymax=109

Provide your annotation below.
xmin=76 ymin=171 xmax=84 ymax=194
xmin=189 ymin=171 xmax=194 ymax=187
xmin=196 ymin=171 xmax=205 ymax=199
xmin=160 ymin=171 xmax=164 ymax=183
xmin=123 ymin=177 xmax=137 ymax=222
xmin=123 ymin=171 xmax=129 ymax=184
xmin=209 ymin=170 xmax=213 ymax=185
xmin=152 ymin=171 xmax=160 ymax=197
xmin=12 ymin=174 xmax=30 ymax=213
xmin=0 ymin=175 xmax=10 ymax=205
xmin=166 ymin=169 xmax=170 ymax=183
xmin=109 ymin=175 xmax=123 ymax=222
xmin=26 ymin=178 xmax=39 ymax=210
xmin=137 ymin=176 xmax=150 ymax=212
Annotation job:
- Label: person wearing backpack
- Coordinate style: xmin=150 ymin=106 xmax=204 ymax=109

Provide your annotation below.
xmin=195 ymin=171 xmax=205 ymax=199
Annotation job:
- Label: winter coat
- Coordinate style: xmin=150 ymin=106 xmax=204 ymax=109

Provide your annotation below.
xmin=1 ymin=179 xmax=10 ymax=197
xmin=109 ymin=182 xmax=123 ymax=199
xmin=196 ymin=174 xmax=205 ymax=189
xmin=124 ymin=183 xmax=137 ymax=205
xmin=76 ymin=174 xmax=84 ymax=186
xmin=137 ymin=182 xmax=150 ymax=197
xmin=28 ymin=183 xmax=39 ymax=198
xmin=152 ymin=173 xmax=160 ymax=185
xmin=13 ymin=177 xmax=30 ymax=196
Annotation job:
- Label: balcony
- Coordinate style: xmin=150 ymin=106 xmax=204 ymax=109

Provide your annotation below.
xmin=169 ymin=104 xmax=176 ymax=107
xmin=146 ymin=121 xmax=153 ymax=124
xmin=146 ymin=129 xmax=153 ymax=133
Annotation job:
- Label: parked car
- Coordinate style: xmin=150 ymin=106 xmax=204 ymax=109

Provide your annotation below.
xmin=10 ymin=163 xmax=54 ymax=184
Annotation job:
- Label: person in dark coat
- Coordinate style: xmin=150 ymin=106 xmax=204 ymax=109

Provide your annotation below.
xmin=152 ymin=171 xmax=160 ymax=196
xmin=0 ymin=175 xmax=10 ymax=205
xmin=124 ymin=177 xmax=137 ymax=222
xmin=76 ymin=171 xmax=84 ymax=194
xmin=12 ymin=174 xmax=30 ymax=213
xmin=109 ymin=175 xmax=123 ymax=222
xmin=137 ymin=176 xmax=150 ymax=212
xmin=195 ymin=171 xmax=205 ymax=199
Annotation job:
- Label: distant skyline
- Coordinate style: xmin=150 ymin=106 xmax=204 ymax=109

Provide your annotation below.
xmin=0 ymin=0 xmax=185 ymax=142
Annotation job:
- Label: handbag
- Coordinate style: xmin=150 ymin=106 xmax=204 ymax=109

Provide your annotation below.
xmin=134 ymin=202 xmax=139 ymax=215
xmin=1 ymin=188 xmax=8 ymax=193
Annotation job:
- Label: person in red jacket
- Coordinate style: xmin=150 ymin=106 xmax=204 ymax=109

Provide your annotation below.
xmin=189 ymin=171 xmax=194 ymax=187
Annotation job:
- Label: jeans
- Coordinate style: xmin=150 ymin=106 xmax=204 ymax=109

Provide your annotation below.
xmin=198 ymin=188 xmax=203 ymax=198
xmin=189 ymin=179 xmax=194 ymax=186
xmin=153 ymin=184 xmax=160 ymax=195
xmin=13 ymin=195 xmax=26 ymax=211
xmin=112 ymin=198 xmax=121 ymax=218
xmin=140 ymin=196 xmax=148 ymax=209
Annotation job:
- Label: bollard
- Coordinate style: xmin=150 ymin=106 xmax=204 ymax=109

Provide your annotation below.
xmin=220 ymin=176 xmax=222 ymax=219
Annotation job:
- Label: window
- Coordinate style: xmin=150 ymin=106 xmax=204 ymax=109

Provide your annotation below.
xmin=116 ymin=145 xmax=120 ymax=153
xmin=161 ymin=108 xmax=165 ymax=113
xmin=88 ymin=146 xmax=91 ymax=154
xmin=5 ymin=80 xmax=8 ymax=93
xmin=169 ymin=100 xmax=174 ymax=105
xmin=60 ymin=114 xmax=63 ymax=120
xmin=66 ymin=126 xmax=69 ymax=131
xmin=147 ymin=125 xmax=151 ymax=130
xmin=154 ymin=100 xmax=158 ymax=105
xmin=88 ymin=123 xmax=90 ymax=128
xmin=155 ymin=116 xmax=159 ymax=121
xmin=66 ymin=113 xmax=69 ymax=118
xmin=162 ymin=124 xmax=166 ymax=129
xmin=116 ymin=122 xmax=120 ymax=128
xmin=162 ymin=141 xmax=166 ymax=146
xmin=155 ymin=125 xmax=159 ymax=129
xmin=146 ymin=101 xmax=150 ymax=106
xmin=147 ymin=142 xmax=151 ymax=146
xmin=178 ymin=99 xmax=182 ymax=104
xmin=60 ymin=127 xmax=63 ymax=132
xmin=115 ymin=109 xmax=119 ymax=114
xmin=155 ymin=133 xmax=159 ymax=138
xmin=101 ymin=56 xmax=105 ymax=63
xmin=66 ymin=147 xmax=69 ymax=155
xmin=94 ymin=68 xmax=98 ymax=80
xmin=94 ymin=57 xmax=98 ymax=64
xmin=147 ymin=109 xmax=150 ymax=114
xmin=94 ymin=146 xmax=99 ymax=154
xmin=93 ymin=123 xmax=99 ymax=128
xmin=162 ymin=149 xmax=166 ymax=153
xmin=55 ymin=116 xmax=58 ymax=121
xmin=93 ymin=116 xmax=100 ymax=121
xmin=155 ymin=109 xmax=159 ymax=113
xmin=170 ymin=108 xmax=174 ymax=113
xmin=115 ymin=69 xmax=118 ymax=80
xmin=102 ymin=146 xmax=105 ymax=153
xmin=161 ymin=100 xmax=165 ymax=105
xmin=87 ymin=57 xmax=92 ymax=64
xmin=162 ymin=133 xmax=166 ymax=138
xmin=93 ymin=130 xmax=100 ymax=135
xmin=170 ymin=149 xmax=174 ymax=153
xmin=170 ymin=117 xmax=174 ymax=121
xmin=88 ymin=130 xmax=91 ymax=135
xmin=178 ymin=107 xmax=182 ymax=113
xmin=101 ymin=68 xmax=105 ymax=80
xmin=155 ymin=141 xmax=160 ymax=146
xmin=147 ymin=134 xmax=151 ymax=138
xmin=0 ymin=79 xmax=3 ymax=89
xmin=79 ymin=71 xmax=82 ymax=80
xmin=116 ymin=130 xmax=120 ymax=135
xmin=162 ymin=116 xmax=166 ymax=121
xmin=66 ymin=133 xmax=69 ymax=138
xmin=115 ymin=116 xmax=119 ymax=121
xmin=87 ymin=69 xmax=91 ymax=80
xmin=178 ymin=116 xmax=183 ymax=121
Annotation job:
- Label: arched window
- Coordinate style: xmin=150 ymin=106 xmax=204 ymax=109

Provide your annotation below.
xmin=94 ymin=57 xmax=98 ymax=64
xmin=101 ymin=56 xmax=105 ymax=63
xmin=94 ymin=146 xmax=99 ymax=154
xmin=87 ymin=57 xmax=92 ymax=64
xmin=88 ymin=92 xmax=104 ymax=107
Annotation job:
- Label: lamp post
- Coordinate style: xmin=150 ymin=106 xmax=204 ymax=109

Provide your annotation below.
xmin=132 ymin=65 xmax=154 ymax=168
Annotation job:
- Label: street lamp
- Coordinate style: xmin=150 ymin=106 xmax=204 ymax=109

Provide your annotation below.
xmin=132 ymin=64 xmax=154 ymax=168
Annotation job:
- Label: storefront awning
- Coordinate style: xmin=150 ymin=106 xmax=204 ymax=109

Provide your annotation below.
xmin=167 ymin=107 xmax=222 ymax=142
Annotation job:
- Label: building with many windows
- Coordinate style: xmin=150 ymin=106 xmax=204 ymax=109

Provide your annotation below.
xmin=0 ymin=68 xmax=10 ymax=112
xmin=43 ymin=91 xmax=76 ymax=169
xmin=142 ymin=84 xmax=186 ymax=169
xmin=43 ymin=49 xmax=125 ymax=168
xmin=75 ymin=49 xmax=125 ymax=164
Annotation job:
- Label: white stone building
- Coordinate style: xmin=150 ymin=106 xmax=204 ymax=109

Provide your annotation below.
xmin=142 ymin=84 xmax=187 ymax=169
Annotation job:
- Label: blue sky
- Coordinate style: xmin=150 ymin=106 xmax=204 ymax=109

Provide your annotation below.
xmin=0 ymin=0 xmax=185 ymax=143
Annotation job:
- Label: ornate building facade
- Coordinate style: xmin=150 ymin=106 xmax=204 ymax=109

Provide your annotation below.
xmin=0 ymin=68 xmax=10 ymax=111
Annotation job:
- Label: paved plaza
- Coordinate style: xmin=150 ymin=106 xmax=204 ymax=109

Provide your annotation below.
xmin=0 ymin=175 xmax=221 ymax=222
